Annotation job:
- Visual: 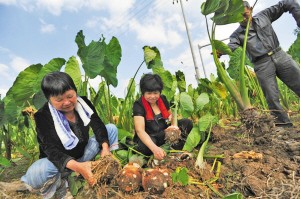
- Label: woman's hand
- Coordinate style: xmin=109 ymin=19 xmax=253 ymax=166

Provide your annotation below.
xmin=151 ymin=146 xmax=166 ymax=160
xmin=165 ymin=125 xmax=179 ymax=132
xmin=100 ymin=142 xmax=111 ymax=157
xmin=66 ymin=160 xmax=96 ymax=186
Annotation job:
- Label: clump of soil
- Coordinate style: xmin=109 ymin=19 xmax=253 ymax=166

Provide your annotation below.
xmin=92 ymin=155 xmax=121 ymax=185
xmin=210 ymin=113 xmax=300 ymax=198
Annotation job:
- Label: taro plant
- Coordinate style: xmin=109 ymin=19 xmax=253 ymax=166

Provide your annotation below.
xmin=201 ymin=0 xmax=253 ymax=111
xmin=75 ymin=30 xmax=122 ymax=123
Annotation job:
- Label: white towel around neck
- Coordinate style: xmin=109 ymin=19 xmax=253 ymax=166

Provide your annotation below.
xmin=48 ymin=96 xmax=94 ymax=150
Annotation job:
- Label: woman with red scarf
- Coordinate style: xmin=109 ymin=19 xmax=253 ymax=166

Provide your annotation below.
xmin=132 ymin=73 xmax=192 ymax=160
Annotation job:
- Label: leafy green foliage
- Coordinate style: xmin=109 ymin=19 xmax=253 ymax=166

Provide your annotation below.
xmin=153 ymin=67 xmax=177 ymax=101
xmin=201 ymin=0 xmax=221 ymax=15
xmin=212 ymin=0 xmax=244 ymax=25
xmin=179 ymin=92 xmax=194 ymax=118
xmin=68 ymin=173 xmax=85 ymax=196
xmin=75 ymin=31 xmax=105 ymax=78
xmin=183 ymin=126 xmax=201 ymax=152
xmin=287 ymin=32 xmax=300 ymax=64
xmin=143 ymin=46 xmax=163 ymax=69
xmin=198 ymin=113 xmax=218 ymax=132
xmin=228 ymin=47 xmax=253 ymax=80
xmin=117 ymin=128 xmax=134 ymax=141
xmin=99 ymin=37 xmax=122 ymax=87
xmin=34 ymin=58 xmax=66 ymax=92
xmin=171 ymin=167 xmax=189 ymax=186
xmin=65 ymin=56 xmax=82 ymax=92
xmin=213 ymin=40 xmax=233 ymax=56
xmin=176 ymin=71 xmax=186 ymax=93
xmin=6 ymin=64 xmax=43 ymax=107
xmin=195 ymin=93 xmax=210 ymax=112
xmin=0 ymin=156 xmax=11 ymax=167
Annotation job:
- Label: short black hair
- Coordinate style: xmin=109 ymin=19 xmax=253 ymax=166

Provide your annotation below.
xmin=243 ymin=1 xmax=250 ymax=8
xmin=140 ymin=73 xmax=163 ymax=94
xmin=41 ymin=71 xmax=77 ymax=100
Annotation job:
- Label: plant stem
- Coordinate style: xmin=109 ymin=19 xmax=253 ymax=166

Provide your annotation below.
xmin=117 ymin=60 xmax=145 ymax=127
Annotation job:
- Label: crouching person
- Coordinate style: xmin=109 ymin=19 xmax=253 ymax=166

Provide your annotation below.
xmin=21 ymin=72 xmax=119 ymax=198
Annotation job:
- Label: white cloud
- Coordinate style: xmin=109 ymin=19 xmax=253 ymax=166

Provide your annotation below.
xmin=10 ymin=56 xmax=31 ymax=73
xmin=83 ymin=0 xmax=135 ymax=16
xmin=0 ymin=63 xmax=10 ymax=78
xmin=0 ymin=88 xmax=8 ymax=99
xmin=0 ymin=0 xmax=16 ymax=5
xmin=36 ymin=0 xmax=85 ymax=16
xmin=40 ymin=19 xmax=56 ymax=33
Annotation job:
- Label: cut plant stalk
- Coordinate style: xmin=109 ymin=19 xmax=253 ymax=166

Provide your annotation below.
xmin=195 ymin=123 xmax=212 ymax=171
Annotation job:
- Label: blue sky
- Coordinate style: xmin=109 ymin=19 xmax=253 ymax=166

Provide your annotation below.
xmin=0 ymin=0 xmax=299 ymax=99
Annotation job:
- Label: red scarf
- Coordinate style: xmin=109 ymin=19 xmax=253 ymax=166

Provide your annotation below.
xmin=141 ymin=96 xmax=170 ymax=121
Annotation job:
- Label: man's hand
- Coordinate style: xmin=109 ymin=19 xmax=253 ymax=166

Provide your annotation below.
xmin=211 ymin=50 xmax=223 ymax=58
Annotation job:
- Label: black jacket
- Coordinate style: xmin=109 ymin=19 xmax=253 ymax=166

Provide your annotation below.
xmin=34 ymin=96 xmax=109 ymax=172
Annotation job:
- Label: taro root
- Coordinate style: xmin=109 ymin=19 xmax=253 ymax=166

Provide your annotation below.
xmin=164 ymin=106 xmax=182 ymax=145
xmin=164 ymin=128 xmax=182 ymax=145
xmin=142 ymin=168 xmax=172 ymax=194
xmin=91 ymin=155 xmax=121 ymax=185
xmin=116 ymin=162 xmax=143 ymax=193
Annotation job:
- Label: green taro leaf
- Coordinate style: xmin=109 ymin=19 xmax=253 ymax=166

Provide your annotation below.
xmin=32 ymin=90 xmax=47 ymax=110
xmin=68 ymin=174 xmax=84 ymax=196
xmin=198 ymin=113 xmax=218 ymax=132
xmin=143 ymin=46 xmax=163 ymax=69
xmin=196 ymin=93 xmax=210 ymax=111
xmin=183 ymin=126 xmax=201 ymax=152
xmin=171 ymin=167 xmax=189 ymax=186
xmin=65 ymin=56 xmax=82 ymax=91
xmin=180 ymin=92 xmax=194 ymax=118
xmin=127 ymin=78 xmax=136 ymax=96
xmin=214 ymin=0 xmax=229 ymax=16
xmin=118 ymin=128 xmax=134 ymax=141
xmin=153 ymin=68 xmax=176 ymax=101
xmin=176 ymin=70 xmax=186 ymax=93
xmin=99 ymin=37 xmax=122 ymax=87
xmin=201 ymin=0 xmax=221 ymax=15
xmin=2 ymin=97 xmax=22 ymax=125
xmin=0 ymin=100 xmax=4 ymax=125
xmin=7 ymin=64 xmax=43 ymax=107
xmin=214 ymin=40 xmax=233 ymax=56
xmin=75 ymin=30 xmax=86 ymax=50
xmin=34 ymin=58 xmax=65 ymax=92
xmin=212 ymin=0 xmax=244 ymax=25
xmin=211 ymin=81 xmax=228 ymax=99
xmin=76 ymin=31 xmax=106 ymax=78
xmin=116 ymin=150 xmax=129 ymax=160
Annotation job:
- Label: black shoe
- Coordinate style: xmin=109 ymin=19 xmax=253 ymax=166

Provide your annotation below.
xmin=275 ymin=122 xmax=293 ymax=128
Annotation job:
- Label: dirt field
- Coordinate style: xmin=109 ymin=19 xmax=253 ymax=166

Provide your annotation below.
xmin=0 ymin=114 xmax=299 ymax=199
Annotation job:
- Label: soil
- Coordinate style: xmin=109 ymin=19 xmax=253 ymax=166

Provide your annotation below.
xmin=0 ymin=113 xmax=299 ymax=199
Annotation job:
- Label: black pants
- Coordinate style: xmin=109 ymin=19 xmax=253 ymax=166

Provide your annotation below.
xmin=254 ymin=49 xmax=300 ymax=124
xmin=135 ymin=119 xmax=193 ymax=156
